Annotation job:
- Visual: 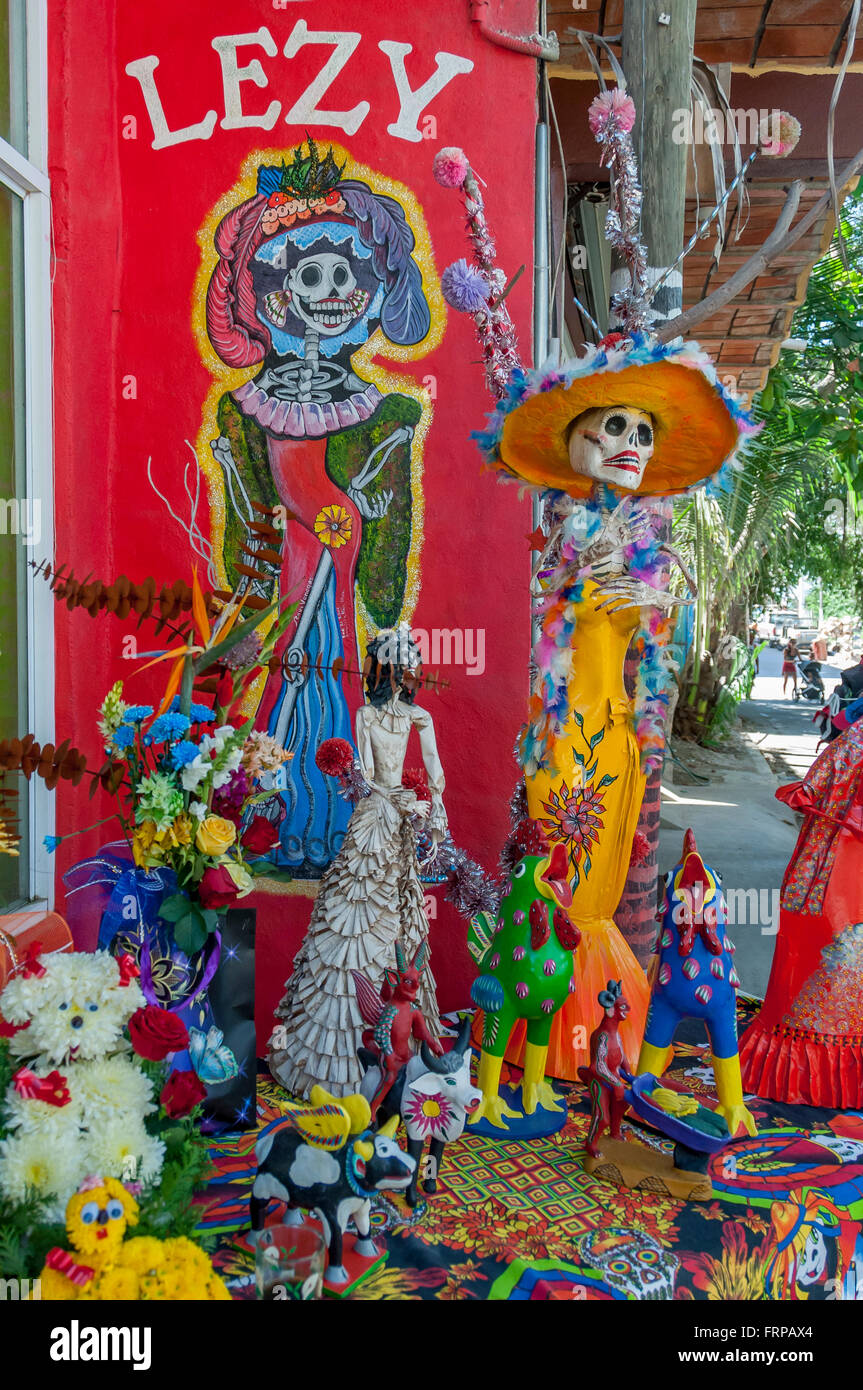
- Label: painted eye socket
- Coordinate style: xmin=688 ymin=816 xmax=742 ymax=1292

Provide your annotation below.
xmin=106 ymin=1200 xmax=124 ymax=1220
xmin=637 ymin=422 xmax=653 ymax=446
xmin=605 ymin=414 xmax=628 ymax=436
xmin=512 ymin=863 xmax=526 ymax=879
xmin=80 ymin=1201 xmax=100 ymax=1224
xmin=609 ymin=1258 xmax=631 ymax=1274
xmin=638 ymin=1249 xmax=660 ymax=1264
xmin=332 ymin=264 xmax=350 ymax=288
xmin=445 ymin=1077 xmax=456 ymax=1086
xmin=298 ymin=264 xmax=322 ymax=290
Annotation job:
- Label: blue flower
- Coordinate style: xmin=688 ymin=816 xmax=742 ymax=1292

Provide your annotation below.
xmin=149 ymin=712 xmax=191 ymax=743
xmin=170 ymin=695 xmax=215 ymax=723
xmin=123 ymin=705 xmax=154 ymax=723
xmin=171 ymin=740 xmax=202 ymax=769
xmin=43 ymin=835 xmax=61 ymax=853
xmin=112 ymin=725 xmax=136 ymax=749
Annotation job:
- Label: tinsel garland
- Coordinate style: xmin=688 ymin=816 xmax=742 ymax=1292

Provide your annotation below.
xmin=587 ymin=89 xmax=648 ymax=335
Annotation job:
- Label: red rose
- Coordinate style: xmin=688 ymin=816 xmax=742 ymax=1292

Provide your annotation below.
xmin=128 ymin=1005 xmax=189 ymax=1061
xmin=241 ymin=815 xmax=280 ymax=856
xmin=197 ymin=863 xmax=239 ymax=910
xmin=315 ymin=738 xmax=354 ymax=777
xmin=160 ymin=1067 xmax=207 ymax=1118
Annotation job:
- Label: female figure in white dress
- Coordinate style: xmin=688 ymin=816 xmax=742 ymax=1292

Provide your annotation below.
xmin=268 ymin=625 xmax=448 ymax=1098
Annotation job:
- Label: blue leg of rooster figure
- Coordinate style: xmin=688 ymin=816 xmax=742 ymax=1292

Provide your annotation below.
xmin=636 ymin=830 xmax=757 ymax=1139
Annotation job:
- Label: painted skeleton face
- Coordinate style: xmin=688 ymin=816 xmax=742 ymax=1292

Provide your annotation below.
xmin=279 ymin=252 xmax=368 ymax=336
xmin=568 ymin=405 xmax=655 ymax=490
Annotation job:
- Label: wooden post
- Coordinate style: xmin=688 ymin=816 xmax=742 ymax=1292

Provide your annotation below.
xmin=615 ymin=0 xmax=697 ymax=966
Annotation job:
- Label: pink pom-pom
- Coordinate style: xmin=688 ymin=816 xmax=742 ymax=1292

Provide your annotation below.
xmin=315 ymin=737 xmax=355 ymax=778
xmin=759 ymin=111 xmax=801 ymax=158
xmin=588 ymin=89 xmax=637 ymax=138
xmin=433 ymin=146 xmax=469 ymax=189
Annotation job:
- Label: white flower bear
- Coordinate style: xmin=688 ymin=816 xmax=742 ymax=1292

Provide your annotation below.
xmin=0 ymin=951 xmax=164 ymax=1218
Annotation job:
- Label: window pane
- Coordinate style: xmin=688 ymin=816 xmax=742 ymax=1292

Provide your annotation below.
xmin=0 ymin=1 xmax=27 ymax=156
xmin=0 ymin=180 xmax=28 ymax=904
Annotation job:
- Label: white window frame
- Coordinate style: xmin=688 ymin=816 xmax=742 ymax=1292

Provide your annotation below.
xmin=0 ymin=0 xmax=54 ymax=906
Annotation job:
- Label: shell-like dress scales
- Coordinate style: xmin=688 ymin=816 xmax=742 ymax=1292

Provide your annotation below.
xmin=268 ymin=694 xmax=446 ymax=1099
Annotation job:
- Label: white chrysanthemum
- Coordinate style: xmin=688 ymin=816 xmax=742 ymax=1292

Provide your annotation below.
xmin=0 ymin=1129 xmax=84 ymax=1216
xmin=83 ymin=1117 xmax=164 ymax=1187
xmin=2 ymin=1086 xmax=83 ymax=1137
xmin=2 ymin=950 xmax=144 ymax=1065
xmin=73 ymin=1056 xmax=155 ymax=1126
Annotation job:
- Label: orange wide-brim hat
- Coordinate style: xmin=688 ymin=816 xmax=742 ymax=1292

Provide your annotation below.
xmin=475 ymin=337 xmax=755 ymax=497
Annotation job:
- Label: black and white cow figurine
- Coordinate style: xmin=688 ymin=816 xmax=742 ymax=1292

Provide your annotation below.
xmin=251 ymin=1105 xmax=415 ymax=1285
xmin=359 ymin=1016 xmax=481 ymax=1207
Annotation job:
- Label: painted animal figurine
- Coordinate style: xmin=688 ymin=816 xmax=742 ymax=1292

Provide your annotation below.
xmin=637 ymin=828 xmax=756 ymax=1138
xmin=468 ymin=818 xmax=581 ymax=1128
xmin=359 ymin=1015 xmax=481 ymax=1205
xmin=250 ymin=1087 xmax=416 ymax=1286
xmin=578 ymin=981 xmax=630 ymax=1158
xmin=351 ymin=942 xmax=443 ymax=1113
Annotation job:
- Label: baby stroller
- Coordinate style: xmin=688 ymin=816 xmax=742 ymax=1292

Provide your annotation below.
xmin=792 ymin=658 xmax=825 ymax=703
xmin=816 ymin=662 xmax=863 ymax=740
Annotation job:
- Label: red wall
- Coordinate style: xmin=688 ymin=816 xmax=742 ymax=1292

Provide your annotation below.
xmin=47 ymin=1 xmax=538 ymax=1044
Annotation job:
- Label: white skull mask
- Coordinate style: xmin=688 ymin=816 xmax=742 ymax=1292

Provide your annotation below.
xmin=568 ymin=405 xmax=655 ymax=490
xmin=284 ymin=252 xmax=365 ymax=336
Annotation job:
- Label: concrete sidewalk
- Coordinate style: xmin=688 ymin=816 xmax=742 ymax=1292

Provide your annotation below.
xmin=657 ymin=646 xmax=827 ymax=999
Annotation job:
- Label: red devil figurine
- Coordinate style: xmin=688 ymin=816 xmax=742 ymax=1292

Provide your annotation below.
xmin=351 ymin=942 xmax=443 ymax=1114
xmin=578 ymin=981 xmax=631 ymax=1158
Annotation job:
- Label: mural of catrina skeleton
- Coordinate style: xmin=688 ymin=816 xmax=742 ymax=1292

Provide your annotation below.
xmin=199 ymin=138 xmax=441 ymax=875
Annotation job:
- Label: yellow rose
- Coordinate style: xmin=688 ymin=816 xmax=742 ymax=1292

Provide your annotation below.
xmin=195 ymin=815 xmax=236 ymax=858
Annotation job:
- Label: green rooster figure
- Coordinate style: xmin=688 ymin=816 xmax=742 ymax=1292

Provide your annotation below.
xmin=468 ymin=820 xmax=582 ymax=1129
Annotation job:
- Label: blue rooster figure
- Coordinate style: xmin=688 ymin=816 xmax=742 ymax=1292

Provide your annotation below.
xmin=637 ymin=829 xmax=756 ymax=1138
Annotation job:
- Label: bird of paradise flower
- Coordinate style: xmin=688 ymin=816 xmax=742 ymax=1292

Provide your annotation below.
xmin=539 ymin=715 xmax=617 ymax=886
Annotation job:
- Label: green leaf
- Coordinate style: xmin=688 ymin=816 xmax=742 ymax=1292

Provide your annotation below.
xmin=194 ymin=603 xmax=278 ymax=674
xmin=173 ymin=907 xmax=208 ymax=955
xmin=158 ymin=892 xmax=192 ymax=923
xmin=588 ymin=728 xmax=605 ymax=749
xmin=596 ymin=773 xmax=618 ymax=790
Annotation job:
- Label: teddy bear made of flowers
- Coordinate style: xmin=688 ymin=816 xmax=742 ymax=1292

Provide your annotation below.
xmin=0 ymin=949 xmax=181 ymax=1219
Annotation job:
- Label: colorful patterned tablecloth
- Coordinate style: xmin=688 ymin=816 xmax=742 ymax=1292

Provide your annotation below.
xmin=201 ymin=1002 xmax=863 ymax=1300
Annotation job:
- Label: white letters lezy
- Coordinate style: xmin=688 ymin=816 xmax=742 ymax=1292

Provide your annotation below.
xmin=125 ymin=24 xmax=474 ymax=151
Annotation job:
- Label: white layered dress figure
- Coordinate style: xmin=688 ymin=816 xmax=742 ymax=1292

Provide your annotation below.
xmin=268 ymin=627 xmax=448 ymax=1098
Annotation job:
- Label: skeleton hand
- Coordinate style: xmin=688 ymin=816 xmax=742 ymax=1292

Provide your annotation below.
xmin=594 ymin=574 xmax=694 ymax=614
xmin=347 ymin=426 xmax=412 ymax=521
xmin=583 ymin=500 xmax=654 ymax=565
xmin=347 ymin=484 xmax=394 ymax=521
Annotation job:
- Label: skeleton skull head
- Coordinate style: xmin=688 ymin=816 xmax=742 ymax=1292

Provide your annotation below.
xmin=568 ymin=404 xmax=655 ymax=490
xmin=283 ymin=252 xmax=368 ymax=336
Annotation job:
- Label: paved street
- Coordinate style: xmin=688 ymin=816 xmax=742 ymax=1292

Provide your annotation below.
xmin=658 ymin=645 xmax=839 ymax=1000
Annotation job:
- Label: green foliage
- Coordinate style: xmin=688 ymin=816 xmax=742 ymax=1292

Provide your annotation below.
xmin=135 ymin=1105 xmax=215 ymax=1247
xmin=673 ymin=183 xmax=863 ymax=738
xmin=0 ymin=1190 xmax=67 ymax=1281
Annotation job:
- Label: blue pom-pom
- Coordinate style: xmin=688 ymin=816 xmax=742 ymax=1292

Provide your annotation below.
xmin=441 ymin=258 xmax=490 ymax=314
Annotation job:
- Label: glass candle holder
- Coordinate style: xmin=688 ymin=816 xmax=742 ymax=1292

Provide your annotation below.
xmin=255 ymin=1223 xmax=327 ymax=1301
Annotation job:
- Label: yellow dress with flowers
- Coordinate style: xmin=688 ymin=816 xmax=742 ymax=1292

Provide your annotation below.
xmin=500 ymin=578 xmax=650 ymax=1080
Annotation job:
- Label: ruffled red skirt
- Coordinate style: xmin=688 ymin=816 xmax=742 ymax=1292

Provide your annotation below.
xmin=740 ymin=829 xmax=863 ymax=1108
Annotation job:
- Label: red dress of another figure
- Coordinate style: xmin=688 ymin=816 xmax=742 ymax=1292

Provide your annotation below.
xmin=740 ymin=720 xmax=863 ymax=1108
